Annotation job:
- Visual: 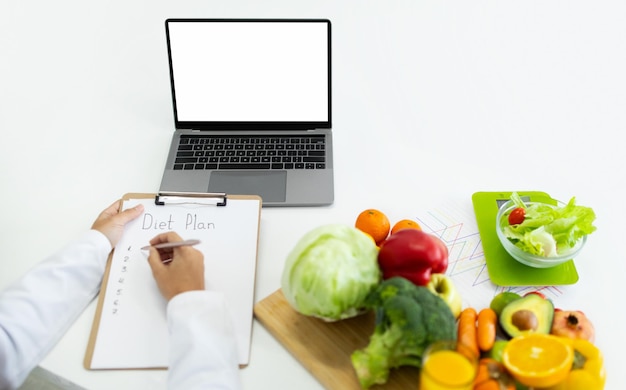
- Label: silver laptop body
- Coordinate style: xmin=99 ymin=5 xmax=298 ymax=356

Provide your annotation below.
xmin=158 ymin=19 xmax=334 ymax=206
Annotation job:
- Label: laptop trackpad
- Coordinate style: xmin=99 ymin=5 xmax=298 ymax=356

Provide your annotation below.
xmin=208 ymin=171 xmax=287 ymax=203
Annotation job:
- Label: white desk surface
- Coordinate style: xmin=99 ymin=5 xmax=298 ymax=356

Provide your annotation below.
xmin=2 ymin=1 xmax=625 ymax=389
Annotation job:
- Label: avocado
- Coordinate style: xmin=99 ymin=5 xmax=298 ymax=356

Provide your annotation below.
xmin=499 ymin=294 xmax=554 ymax=338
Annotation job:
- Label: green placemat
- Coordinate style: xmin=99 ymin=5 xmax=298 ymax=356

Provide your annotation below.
xmin=472 ymin=191 xmax=579 ymax=286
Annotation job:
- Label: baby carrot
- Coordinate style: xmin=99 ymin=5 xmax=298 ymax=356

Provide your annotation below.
xmin=457 ymin=307 xmax=479 ymax=357
xmin=477 ymin=308 xmax=497 ymax=352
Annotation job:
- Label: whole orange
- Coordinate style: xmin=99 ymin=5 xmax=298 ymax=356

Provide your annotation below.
xmin=390 ymin=219 xmax=422 ymax=235
xmin=355 ymin=209 xmax=390 ymax=245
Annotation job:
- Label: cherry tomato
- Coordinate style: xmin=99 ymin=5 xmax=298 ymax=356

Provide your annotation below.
xmin=508 ymin=207 xmax=526 ymax=225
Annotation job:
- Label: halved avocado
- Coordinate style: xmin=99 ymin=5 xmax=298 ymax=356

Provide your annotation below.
xmin=499 ymin=294 xmax=554 ymax=338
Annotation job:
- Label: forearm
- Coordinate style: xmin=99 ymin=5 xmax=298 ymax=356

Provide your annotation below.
xmin=167 ymin=290 xmax=242 ymax=390
xmin=0 ymin=230 xmax=111 ymax=389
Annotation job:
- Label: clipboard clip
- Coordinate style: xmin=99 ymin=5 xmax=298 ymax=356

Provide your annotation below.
xmin=155 ymin=192 xmax=227 ymax=206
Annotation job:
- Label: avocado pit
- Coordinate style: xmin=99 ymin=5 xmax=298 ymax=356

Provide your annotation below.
xmin=511 ymin=309 xmax=538 ymax=331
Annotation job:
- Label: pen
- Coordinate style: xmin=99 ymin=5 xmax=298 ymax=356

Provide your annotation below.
xmin=140 ymin=239 xmax=201 ymax=251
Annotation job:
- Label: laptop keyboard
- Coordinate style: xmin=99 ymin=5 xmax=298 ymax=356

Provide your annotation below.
xmin=173 ymin=134 xmax=326 ymax=170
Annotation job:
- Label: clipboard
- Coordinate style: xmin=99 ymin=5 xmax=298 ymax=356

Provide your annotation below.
xmin=472 ymin=191 xmax=579 ymax=286
xmin=84 ymin=192 xmax=262 ymax=370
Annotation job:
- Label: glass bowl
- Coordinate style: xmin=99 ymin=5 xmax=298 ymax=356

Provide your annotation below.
xmin=495 ymin=200 xmax=587 ymax=268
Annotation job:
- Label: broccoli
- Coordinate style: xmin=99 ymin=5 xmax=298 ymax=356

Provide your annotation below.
xmin=350 ymin=277 xmax=457 ymax=388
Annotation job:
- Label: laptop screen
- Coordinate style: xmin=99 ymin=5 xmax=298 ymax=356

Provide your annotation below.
xmin=166 ymin=19 xmax=331 ymax=130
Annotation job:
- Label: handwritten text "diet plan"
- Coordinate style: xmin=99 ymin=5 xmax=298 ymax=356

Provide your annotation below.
xmin=140 ymin=213 xmax=216 ymax=230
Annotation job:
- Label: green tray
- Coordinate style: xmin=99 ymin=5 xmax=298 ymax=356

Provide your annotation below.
xmin=472 ymin=191 xmax=579 ymax=286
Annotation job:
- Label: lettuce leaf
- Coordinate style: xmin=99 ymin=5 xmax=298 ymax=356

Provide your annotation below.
xmin=503 ymin=193 xmax=596 ymax=256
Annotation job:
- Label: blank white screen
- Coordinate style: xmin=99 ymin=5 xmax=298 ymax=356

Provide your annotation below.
xmin=167 ymin=21 xmax=329 ymax=123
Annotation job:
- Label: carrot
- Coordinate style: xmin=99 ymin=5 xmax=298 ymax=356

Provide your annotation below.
xmin=457 ymin=307 xmax=479 ymax=358
xmin=477 ymin=308 xmax=497 ymax=352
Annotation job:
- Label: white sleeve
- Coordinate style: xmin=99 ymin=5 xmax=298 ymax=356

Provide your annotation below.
xmin=166 ymin=290 xmax=242 ymax=390
xmin=0 ymin=230 xmax=111 ymax=390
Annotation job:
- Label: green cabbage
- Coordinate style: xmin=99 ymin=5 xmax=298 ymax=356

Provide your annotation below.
xmin=281 ymin=224 xmax=381 ymax=321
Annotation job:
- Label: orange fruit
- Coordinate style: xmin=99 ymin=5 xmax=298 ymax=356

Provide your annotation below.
xmin=390 ymin=219 xmax=421 ymax=235
xmin=502 ymin=334 xmax=574 ymax=388
xmin=355 ymin=209 xmax=390 ymax=245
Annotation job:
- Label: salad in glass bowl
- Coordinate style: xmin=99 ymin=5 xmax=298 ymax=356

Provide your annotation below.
xmin=496 ymin=193 xmax=596 ymax=268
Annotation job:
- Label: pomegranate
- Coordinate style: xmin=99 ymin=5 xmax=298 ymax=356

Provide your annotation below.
xmin=550 ymin=310 xmax=595 ymax=342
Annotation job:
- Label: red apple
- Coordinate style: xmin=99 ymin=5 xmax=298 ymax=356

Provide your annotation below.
xmin=524 ymin=291 xmax=546 ymax=299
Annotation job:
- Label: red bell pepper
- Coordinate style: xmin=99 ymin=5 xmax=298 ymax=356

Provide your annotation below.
xmin=377 ymin=229 xmax=448 ymax=286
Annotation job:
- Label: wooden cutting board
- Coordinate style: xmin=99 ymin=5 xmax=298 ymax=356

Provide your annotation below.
xmin=253 ymin=289 xmax=420 ymax=389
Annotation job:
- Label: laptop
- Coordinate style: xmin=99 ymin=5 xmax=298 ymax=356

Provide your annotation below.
xmin=158 ymin=19 xmax=334 ymax=207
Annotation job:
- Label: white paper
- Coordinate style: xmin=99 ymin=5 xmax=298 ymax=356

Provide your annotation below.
xmin=89 ymin=197 xmax=260 ymax=369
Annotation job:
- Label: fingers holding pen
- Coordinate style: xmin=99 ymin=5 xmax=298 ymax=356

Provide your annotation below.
xmin=146 ymin=232 xmax=206 ymax=301
xmin=149 ymin=231 xmax=185 ymax=247
xmin=148 ymin=232 xmax=183 ymax=263
xmin=146 ymin=233 xmax=202 ymax=263
xmin=147 ymin=247 xmax=166 ymax=273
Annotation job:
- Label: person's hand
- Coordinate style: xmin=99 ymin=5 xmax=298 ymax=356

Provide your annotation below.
xmin=91 ymin=200 xmax=144 ymax=247
xmin=147 ymin=232 xmax=205 ymax=301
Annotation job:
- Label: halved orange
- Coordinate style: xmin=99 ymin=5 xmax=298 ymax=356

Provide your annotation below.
xmin=502 ymin=334 xmax=574 ymax=388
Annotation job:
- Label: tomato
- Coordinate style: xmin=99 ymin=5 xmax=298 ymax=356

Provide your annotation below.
xmin=508 ymin=207 xmax=526 ymax=225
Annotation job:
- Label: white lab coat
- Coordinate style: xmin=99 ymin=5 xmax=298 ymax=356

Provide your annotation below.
xmin=0 ymin=230 xmax=241 ymax=390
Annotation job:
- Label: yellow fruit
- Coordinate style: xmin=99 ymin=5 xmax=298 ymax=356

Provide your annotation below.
xmin=502 ymin=334 xmax=574 ymax=388
xmin=359 ymin=231 xmax=380 ymax=249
